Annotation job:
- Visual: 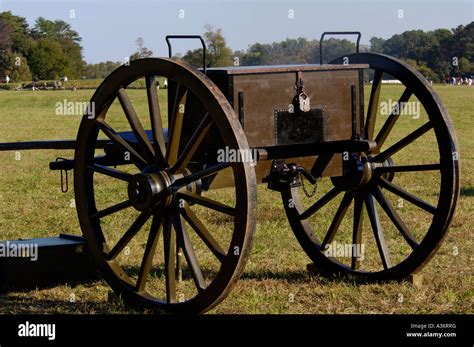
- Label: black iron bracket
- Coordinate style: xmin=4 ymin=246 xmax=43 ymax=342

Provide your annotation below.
xmin=265 ymin=160 xmax=317 ymax=192
xmin=165 ymin=35 xmax=207 ymax=74
xmin=55 ymin=157 xmax=70 ymax=193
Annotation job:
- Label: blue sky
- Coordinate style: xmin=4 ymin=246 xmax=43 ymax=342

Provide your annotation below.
xmin=1 ymin=0 xmax=472 ymax=63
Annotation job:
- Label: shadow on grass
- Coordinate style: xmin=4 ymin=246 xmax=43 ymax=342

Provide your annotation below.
xmin=0 ymin=296 xmax=84 ymax=314
xmin=0 ymin=287 xmax=133 ymax=314
xmin=240 ymin=269 xmax=311 ymax=283
xmin=242 ymin=266 xmax=414 ymax=286
xmin=122 ymin=265 xmax=393 ymax=286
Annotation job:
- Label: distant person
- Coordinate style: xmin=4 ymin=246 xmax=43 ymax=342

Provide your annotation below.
xmin=451 ymin=76 xmax=456 ymax=86
xmin=469 ymin=77 xmax=473 ymax=86
xmin=163 ymin=79 xmax=168 ymax=89
xmin=62 ymin=76 xmax=68 ymax=82
xmin=5 ymin=75 xmax=10 ymax=84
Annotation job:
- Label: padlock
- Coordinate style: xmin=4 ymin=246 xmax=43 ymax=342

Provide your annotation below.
xmin=299 ymin=92 xmax=311 ymax=112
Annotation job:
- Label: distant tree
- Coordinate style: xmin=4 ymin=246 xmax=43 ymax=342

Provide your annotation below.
xmin=241 ymin=42 xmax=273 ymax=65
xmin=0 ymin=16 xmax=13 ymax=77
xmin=203 ymin=25 xmax=233 ymax=66
xmin=181 ymin=48 xmax=206 ymax=67
xmin=28 ymin=39 xmax=69 ymax=79
xmin=241 ymin=37 xmax=354 ymax=65
xmin=2 ymin=53 xmax=31 ymax=81
xmin=232 ymin=49 xmax=246 ymax=66
xmin=382 ymin=30 xmax=439 ymax=63
xmin=450 ymin=23 xmax=474 ymax=62
xmin=0 ymin=12 xmax=33 ymax=55
xmin=315 ymin=38 xmax=356 ymax=63
xmin=31 ymin=17 xmax=85 ymax=78
xmin=0 ymin=12 xmax=34 ymax=80
xmin=182 ymin=25 xmax=233 ymax=68
xmin=369 ymin=37 xmax=385 ymax=53
xmin=429 ymin=29 xmax=453 ymax=78
xmin=84 ymin=60 xmax=121 ymax=79
xmin=378 ymin=27 xmax=472 ymax=80
xmin=457 ymin=57 xmax=471 ymax=76
xmin=405 ymin=59 xmax=439 ymax=82
xmin=130 ymin=37 xmax=153 ymax=61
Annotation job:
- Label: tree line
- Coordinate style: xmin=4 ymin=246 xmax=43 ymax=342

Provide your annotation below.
xmin=183 ymin=24 xmax=472 ymax=82
xmin=0 ymin=12 xmax=151 ymax=81
xmin=0 ymin=12 xmax=84 ymax=81
xmin=0 ymin=10 xmax=472 ymax=83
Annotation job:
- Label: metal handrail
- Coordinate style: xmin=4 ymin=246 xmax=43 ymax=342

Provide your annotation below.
xmin=165 ymin=35 xmax=207 ymax=73
xmin=319 ymin=31 xmax=361 ymax=64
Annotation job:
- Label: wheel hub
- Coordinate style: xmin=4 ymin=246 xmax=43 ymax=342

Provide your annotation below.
xmin=331 ymin=153 xmax=373 ymax=191
xmin=127 ymin=172 xmax=172 ymax=211
xmin=331 ymin=153 xmax=397 ymax=191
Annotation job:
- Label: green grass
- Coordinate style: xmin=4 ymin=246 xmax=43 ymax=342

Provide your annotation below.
xmin=0 ymin=77 xmax=168 ymax=90
xmin=0 ymin=84 xmax=472 ymax=314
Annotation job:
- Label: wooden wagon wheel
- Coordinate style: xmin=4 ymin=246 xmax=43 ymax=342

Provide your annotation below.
xmin=282 ymin=53 xmax=459 ymax=280
xmin=74 ymin=58 xmax=256 ymax=313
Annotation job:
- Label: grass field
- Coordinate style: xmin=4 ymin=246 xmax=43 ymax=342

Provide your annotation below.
xmin=0 ymin=77 xmax=168 ymax=91
xmin=0 ymin=84 xmax=472 ymax=314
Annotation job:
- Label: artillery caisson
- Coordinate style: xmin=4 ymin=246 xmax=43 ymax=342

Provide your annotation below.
xmin=1 ymin=32 xmax=459 ymax=313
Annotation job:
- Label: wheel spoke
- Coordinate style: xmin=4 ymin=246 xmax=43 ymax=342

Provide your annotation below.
xmin=106 ymin=210 xmax=152 ymax=260
xmin=365 ymin=70 xmax=383 ymax=140
xmin=372 ymin=186 xmax=418 ymax=250
xmin=177 ymin=191 xmax=236 ymax=216
xmin=376 ymin=163 xmax=441 ymax=173
xmin=173 ymin=162 xmax=232 ymax=188
xmin=174 ymin=216 xmax=206 ymax=292
xmin=117 ymin=88 xmax=155 ymax=163
xmin=351 ymin=194 xmax=364 ymax=270
xmin=364 ymin=193 xmax=392 ymax=270
xmin=146 ymin=75 xmax=166 ymax=161
xmin=175 ymin=236 xmax=183 ymax=282
xmin=171 ymin=112 xmax=213 ymax=174
xmin=320 ymin=192 xmax=353 ymax=250
xmin=180 ymin=204 xmax=226 ymax=262
xmin=166 ymin=85 xmax=187 ymax=165
xmin=96 ymin=118 xmax=148 ymax=169
xmin=92 ymin=200 xmax=132 ymax=219
xmin=373 ymin=122 xmax=433 ymax=162
xmin=163 ymin=216 xmax=176 ymax=303
xmin=378 ymin=177 xmax=437 ymax=214
xmin=311 ymin=153 xmax=334 ymax=178
xmin=375 ymin=88 xmax=412 ymax=151
xmin=300 ymin=187 xmax=341 ymax=220
xmin=86 ymin=163 xmax=132 ymax=182
xmin=136 ymin=214 xmax=162 ymax=292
